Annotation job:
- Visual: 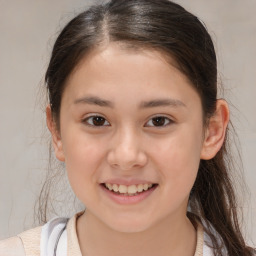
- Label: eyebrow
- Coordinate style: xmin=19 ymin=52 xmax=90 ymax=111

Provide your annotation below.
xmin=74 ymin=96 xmax=186 ymax=109
xmin=74 ymin=96 xmax=114 ymax=107
xmin=139 ymin=98 xmax=186 ymax=108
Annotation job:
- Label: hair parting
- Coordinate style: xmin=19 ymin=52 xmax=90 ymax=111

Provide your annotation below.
xmin=37 ymin=1 xmax=255 ymax=255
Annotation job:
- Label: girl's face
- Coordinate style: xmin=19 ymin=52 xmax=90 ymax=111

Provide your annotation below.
xmin=52 ymin=44 xmax=206 ymax=232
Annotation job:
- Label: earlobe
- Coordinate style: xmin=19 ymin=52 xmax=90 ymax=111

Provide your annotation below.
xmin=200 ymin=99 xmax=229 ymax=160
xmin=46 ymin=105 xmax=65 ymax=162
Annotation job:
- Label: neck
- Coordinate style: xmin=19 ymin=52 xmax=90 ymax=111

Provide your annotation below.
xmin=76 ymin=210 xmax=197 ymax=256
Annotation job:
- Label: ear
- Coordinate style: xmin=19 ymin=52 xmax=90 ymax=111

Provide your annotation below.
xmin=200 ymin=99 xmax=229 ymax=160
xmin=46 ymin=105 xmax=65 ymax=162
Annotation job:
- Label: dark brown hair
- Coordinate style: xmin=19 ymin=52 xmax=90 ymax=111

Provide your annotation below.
xmin=41 ymin=0 xmax=254 ymax=255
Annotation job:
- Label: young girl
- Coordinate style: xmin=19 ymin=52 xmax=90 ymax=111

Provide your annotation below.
xmin=0 ymin=0 xmax=254 ymax=255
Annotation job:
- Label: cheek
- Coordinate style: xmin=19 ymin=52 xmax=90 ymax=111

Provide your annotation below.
xmin=153 ymin=134 xmax=202 ymax=215
xmin=61 ymin=132 xmax=106 ymax=197
xmin=152 ymin=126 xmax=203 ymax=190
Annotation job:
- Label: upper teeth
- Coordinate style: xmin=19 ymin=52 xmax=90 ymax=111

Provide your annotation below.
xmin=105 ymin=183 xmax=153 ymax=194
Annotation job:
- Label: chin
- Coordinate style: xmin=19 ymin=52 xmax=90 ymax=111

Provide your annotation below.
xmin=104 ymin=216 xmax=153 ymax=233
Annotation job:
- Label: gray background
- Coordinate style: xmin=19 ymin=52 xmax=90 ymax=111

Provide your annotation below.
xmin=0 ymin=0 xmax=255 ymax=245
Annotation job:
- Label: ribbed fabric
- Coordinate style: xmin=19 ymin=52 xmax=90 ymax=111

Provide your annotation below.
xmin=194 ymin=222 xmax=204 ymax=256
xmin=67 ymin=212 xmax=83 ymax=256
xmin=17 ymin=226 xmax=42 ymax=256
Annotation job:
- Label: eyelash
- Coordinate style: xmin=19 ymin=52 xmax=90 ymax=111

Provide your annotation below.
xmin=82 ymin=114 xmax=174 ymax=128
xmin=82 ymin=115 xmax=110 ymax=127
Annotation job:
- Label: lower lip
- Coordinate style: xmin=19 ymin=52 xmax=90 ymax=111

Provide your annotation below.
xmin=100 ymin=184 xmax=158 ymax=205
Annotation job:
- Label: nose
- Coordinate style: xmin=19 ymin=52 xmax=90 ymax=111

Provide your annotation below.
xmin=107 ymin=127 xmax=147 ymax=171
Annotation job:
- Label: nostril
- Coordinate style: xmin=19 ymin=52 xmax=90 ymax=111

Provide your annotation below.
xmin=106 ymin=146 xmax=148 ymax=170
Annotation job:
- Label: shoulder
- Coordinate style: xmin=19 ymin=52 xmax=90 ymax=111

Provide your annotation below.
xmin=0 ymin=226 xmax=42 ymax=256
xmin=18 ymin=226 xmax=42 ymax=256
xmin=0 ymin=236 xmax=25 ymax=256
xmin=0 ymin=213 xmax=79 ymax=256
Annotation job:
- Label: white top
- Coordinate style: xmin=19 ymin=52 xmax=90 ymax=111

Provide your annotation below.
xmin=0 ymin=212 xmax=219 ymax=256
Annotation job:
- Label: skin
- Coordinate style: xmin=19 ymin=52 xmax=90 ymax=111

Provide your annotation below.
xmin=47 ymin=44 xmax=229 ymax=256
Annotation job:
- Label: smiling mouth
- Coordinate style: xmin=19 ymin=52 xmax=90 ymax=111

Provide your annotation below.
xmin=101 ymin=183 xmax=158 ymax=196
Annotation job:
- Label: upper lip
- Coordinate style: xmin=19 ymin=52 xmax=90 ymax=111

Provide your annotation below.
xmin=101 ymin=178 xmax=156 ymax=186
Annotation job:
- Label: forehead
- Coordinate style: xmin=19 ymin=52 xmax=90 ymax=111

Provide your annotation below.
xmin=68 ymin=42 xmax=189 ymax=83
xmin=63 ymin=43 xmax=201 ymax=109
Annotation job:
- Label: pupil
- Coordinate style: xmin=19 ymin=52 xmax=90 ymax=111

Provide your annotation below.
xmin=152 ymin=117 xmax=165 ymax=126
xmin=93 ymin=116 xmax=105 ymax=126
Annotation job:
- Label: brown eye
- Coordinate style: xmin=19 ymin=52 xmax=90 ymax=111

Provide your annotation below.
xmin=152 ymin=117 xmax=165 ymax=126
xmin=146 ymin=116 xmax=172 ymax=127
xmin=83 ymin=116 xmax=110 ymax=127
